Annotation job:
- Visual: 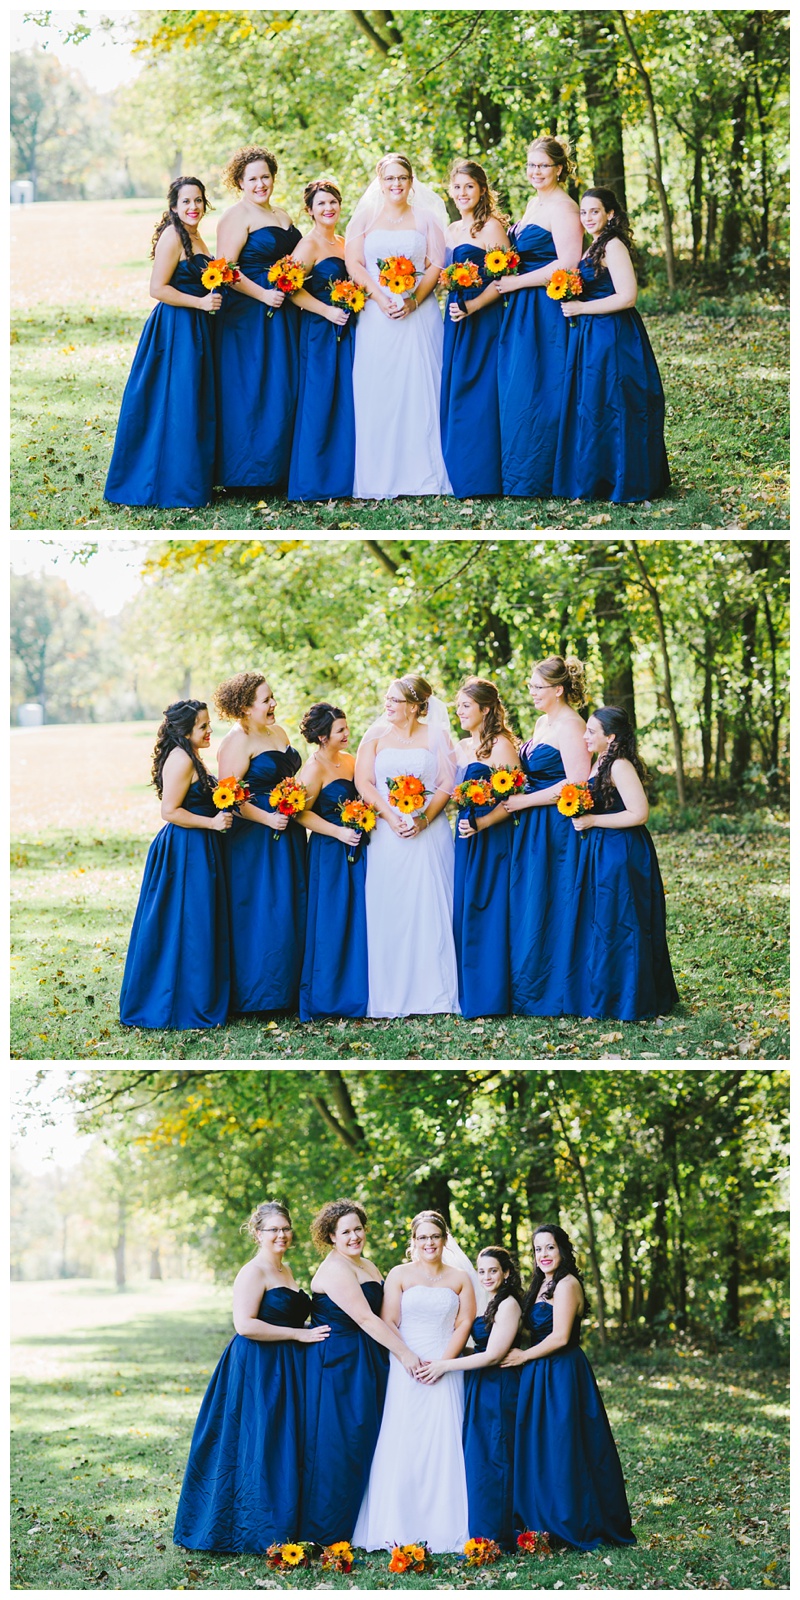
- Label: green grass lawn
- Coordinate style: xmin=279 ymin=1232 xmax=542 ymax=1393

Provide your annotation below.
xmin=10 ymin=1279 xmax=789 ymax=1590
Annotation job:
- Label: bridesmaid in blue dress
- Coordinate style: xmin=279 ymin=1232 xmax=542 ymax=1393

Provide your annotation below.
xmin=419 ymin=1246 xmax=522 ymax=1547
xmin=297 ymin=702 xmax=368 ymax=1020
xmin=503 ymin=1226 xmax=635 ymax=1550
xmin=105 ymin=177 xmax=221 ymax=509
xmin=563 ymin=706 xmax=679 ymax=1019
xmin=440 ymin=161 xmax=508 ymax=497
xmin=288 ymin=180 xmax=356 ymax=500
xmin=174 ymin=1201 xmax=330 ymax=1552
xmin=215 ymin=672 xmax=307 ymax=1014
xmin=302 ymin=1201 xmax=420 ymax=1545
xmin=496 ymin=137 xmax=584 ymax=498
xmin=452 ymin=679 xmax=520 ymax=1017
xmin=500 ymin=657 xmax=590 ymax=1015
xmin=553 ymin=190 xmax=670 ymax=503
xmin=120 ymin=700 xmax=231 ymax=1030
xmin=214 ymin=146 xmax=301 ymax=492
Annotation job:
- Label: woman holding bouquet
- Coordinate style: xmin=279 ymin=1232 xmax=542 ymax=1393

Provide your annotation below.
xmin=288 ymin=180 xmax=357 ymax=501
xmin=105 ymin=177 xmax=221 ymax=509
xmin=452 ymin=679 xmax=520 ymax=1017
xmin=496 ymin=137 xmax=583 ymax=497
xmin=440 ymin=161 xmax=510 ymax=498
xmin=120 ymin=700 xmax=231 ymax=1029
xmin=562 ymin=707 xmax=678 ymax=1019
xmin=553 ymin=190 xmax=670 ymax=503
xmin=344 ymin=153 xmax=452 ymax=498
xmin=214 ymin=146 xmax=301 ymax=493
xmin=214 ymin=673 xmax=307 ymax=1014
xmin=296 ymin=702 xmax=369 ymax=1021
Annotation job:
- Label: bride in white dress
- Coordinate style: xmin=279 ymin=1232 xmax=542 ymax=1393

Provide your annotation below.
xmin=354 ymin=674 xmax=460 ymax=1018
xmin=345 ymin=153 xmax=452 ymax=498
xmin=353 ymin=1210 xmax=474 ymax=1553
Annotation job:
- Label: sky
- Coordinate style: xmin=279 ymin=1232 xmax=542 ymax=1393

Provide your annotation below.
xmin=11 ymin=1069 xmax=94 ymax=1174
xmin=10 ymin=539 xmax=146 ymax=616
xmin=11 ymin=8 xmax=140 ymax=93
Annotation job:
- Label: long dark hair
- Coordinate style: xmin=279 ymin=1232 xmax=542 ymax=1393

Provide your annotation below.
xmin=448 ymin=159 xmax=508 ymax=237
xmin=521 ymin=1224 xmax=589 ymax=1319
xmin=581 ymin=187 xmax=637 ymax=271
xmin=150 ymin=175 xmax=212 ymax=260
xmin=151 ymin=700 xmax=213 ymax=798
xmin=591 ymin=706 xmax=649 ymax=812
xmin=478 ymin=1246 xmax=523 ymax=1332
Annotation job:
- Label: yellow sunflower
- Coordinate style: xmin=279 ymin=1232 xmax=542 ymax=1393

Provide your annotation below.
xmin=546 ymin=268 xmax=569 ymax=300
xmin=491 ymin=770 xmax=515 ymax=793
xmin=396 ymin=794 xmax=416 ymax=813
xmin=558 ymin=794 xmax=579 ymax=816
xmin=362 ymin=811 xmax=376 ymax=830
xmin=202 ymin=266 xmax=225 ymax=290
xmin=484 ymin=249 xmax=507 ymax=274
xmin=387 ymin=275 xmax=407 ymax=294
xmin=213 ymin=783 xmax=235 ymax=808
xmin=281 ymin=1544 xmax=305 ymax=1565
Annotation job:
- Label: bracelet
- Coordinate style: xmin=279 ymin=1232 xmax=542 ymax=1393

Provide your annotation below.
xmin=419 ymin=812 xmax=429 ymax=828
xmin=409 ymin=295 xmax=417 ymax=312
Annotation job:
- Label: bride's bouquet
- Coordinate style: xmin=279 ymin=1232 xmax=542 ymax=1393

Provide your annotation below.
xmin=387 ymin=773 xmax=428 ymax=815
xmin=267 ymin=776 xmax=308 ymax=840
xmin=377 ymin=255 xmax=418 ymax=296
xmin=338 ymin=796 xmax=378 ymax=861
xmin=388 ymin=1542 xmax=433 ymax=1574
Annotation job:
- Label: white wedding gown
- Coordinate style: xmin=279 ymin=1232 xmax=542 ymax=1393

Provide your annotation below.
xmin=365 ymin=745 xmax=460 ymax=1017
xmin=353 ymin=1285 xmax=470 ymax=1553
xmin=352 ymin=228 xmax=452 ymax=498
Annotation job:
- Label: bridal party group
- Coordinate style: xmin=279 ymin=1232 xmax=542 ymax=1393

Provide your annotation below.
xmin=104 ymin=138 xmax=670 ymax=509
xmin=119 ymin=657 xmax=679 ymax=1033
xmin=173 ymin=1200 xmax=636 ymax=1555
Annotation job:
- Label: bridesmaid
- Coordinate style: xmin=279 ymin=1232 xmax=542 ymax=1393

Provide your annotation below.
xmin=174 ymin=1201 xmax=330 ymax=1551
xmin=214 ymin=146 xmax=301 ymax=493
xmin=105 ymin=177 xmax=220 ymax=509
xmin=288 ymin=180 xmax=356 ymax=501
xmin=497 ymin=657 xmax=591 ymax=1015
xmin=120 ymin=701 xmax=231 ymax=1029
xmin=419 ymin=1246 xmax=522 ymax=1548
xmin=452 ymin=679 xmax=520 ymax=1017
xmin=553 ymin=189 xmax=670 ymax=503
xmin=296 ymin=702 xmax=368 ymax=1021
xmin=301 ymin=1201 xmax=421 ymax=1545
xmin=562 ymin=706 xmax=679 ymax=1019
xmin=215 ymin=673 xmax=307 ymax=1014
xmin=440 ymin=161 xmax=509 ymax=497
xmin=496 ymin=137 xmax=583 ymax=497
xmin=502 ymin=1226 xmax=636 ymax=1550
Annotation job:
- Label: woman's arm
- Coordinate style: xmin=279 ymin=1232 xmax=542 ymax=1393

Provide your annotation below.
xmin=217 ymin=208 xmax=285 ymax=309
xmin=324 ymin=1262 xmax=422 ymax=1371
xmin=354 ymin=739 xmax=408 ymax=836
xmin=232 ymin=1264 xmax=330 ymax=1343
xmin=437 ymin=1275 xmax=477 ymax=1360
xmin=149 ymin=229 xmax=221 ymax=313
xmin=296 ymin=759 xmax=360 ymax=845
xmin=565 ymin=237 xmax=638 ymax=318
xmin=345 ymin=234 xmax=392 ymax=315
xmin=499 ymin=718 xmax=591 ymax=819
xmin=573 ymin=758 xmax=649 ymax=832
xmin=418 ymin=1296 xmax=522 ymax=1382
xmin=501 ymin=1277 xmax=583 ymax=1367
xmin=160 ymin=749 xmax=230 ymax=832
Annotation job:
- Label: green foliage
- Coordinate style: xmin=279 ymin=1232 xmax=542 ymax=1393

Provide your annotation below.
xmin=10 ymin=573 xmax=136 ymax=723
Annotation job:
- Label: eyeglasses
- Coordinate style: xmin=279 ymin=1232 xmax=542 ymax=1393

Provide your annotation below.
xmin=385 ymin=695 xmax=410 ymax=705
xmin=415 ymin=1233 xmax=444 ymax=1243
xmin=262 ymin=1227 xmax=292 ymax=1236
xmin=529 ymin=162 xmax=556 ymax=171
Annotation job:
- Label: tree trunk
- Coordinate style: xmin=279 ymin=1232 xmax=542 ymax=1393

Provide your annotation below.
xmin=149 ymin=1245 xmax=162 ymax=1281
xmin=645 ymin=1176 xmax=670 ymax=1322
xmin=629 ymin=542 xmax=685 ymax=802
xmin=594 ymin=549 xmax=636 ymax=725
xmin=699 ymin=631 xmax=714 ymax=785
xmin=690 ymin=140 xmax=703 ymax=267
xmin=580 ymin=13 xmax=627 ymax=206
xmin=705 ymin=190 xmax=718 ymax=265
xmin=729 ymin=594 xmax=759 ymax=783
xmin=618 ymin=1228 xmax=631 ymax=1326
xmin=60 ymin=1215 xmax=69 ymax=1279
xmin=725 ymin=1193 xmax=741 ymax=1330
xmin=761 ymin=586 xmax=782 ymax=789
xmin=632 ymin=1264 xmax=643 ymax=1321
xmin=714 ymin=706 xmax=726 ymax=782
xmin=552 ymin=1079 xmax=606 ymax=1342
xmin=616 ymin=12 xmax=676 ymax=289
xmin=114 ymin=1195 xmax=126 ymax=1290
xmin=721 ymin=79 xmax=748 ymax=258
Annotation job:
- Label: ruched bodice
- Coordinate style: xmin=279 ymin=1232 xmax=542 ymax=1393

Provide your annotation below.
xmin=310 ymin=1279 xmax=383 ymax=1333
xmin=373 ymin=744 xmax=439 ymax=801
xmin=305 ymin=256 xmax=348 ymax=301
xmin=363 ymin=228 xmax=427 ymax=289
xmin=528 ymin=1297 xmax=582 ymax=1351
xmin=256 ymin=1286 xmax=311 ymax=1326
xmin=444 ymin=242 xmax=488 ymax=305
xmin=314 ymin=776 xmax=357 ymax=823
xmin=576 ymin=256 xmax=616 ymax=300
xmin=454 ymin=758 xmax=494 ymax=807
xmin=509 ymin=221 xmax=558 ymax=270
xmin=181 ymin=777 xmax=218 ymax=817
xmin=238 ymin=223 xmax=302 ymax=277
xmin=470 ymin=1314 xmax=491 ymax=1351
xmin=519 ymin=740 xmax=567 ymax=790
xmin=169 ymin=255 xmax=211 ymax=296
xmin=245 ymin=747 xmax=302 ymax=804
xmin=398 ymin=1285 xmax=460 ymax=1359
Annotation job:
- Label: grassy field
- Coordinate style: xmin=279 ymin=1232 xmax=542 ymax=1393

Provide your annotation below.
xmin=10 ymin=199 xmax=789 ymax=533
xmin=10 ymin=723 xmax=789 ymax=1063
xmin=10 ymin=1279 xmax=789 ymax=1591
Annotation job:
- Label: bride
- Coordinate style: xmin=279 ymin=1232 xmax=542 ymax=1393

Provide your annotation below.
xmin=354 ymin=675 xmax=460 ymax=1017
xmin=345 ymin=153 xmax=452 ymax=499
xmin=353 ymin=1210 xmax=474 ymax=1553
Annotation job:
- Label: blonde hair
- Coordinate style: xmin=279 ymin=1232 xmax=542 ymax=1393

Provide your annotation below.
xmin=528 ymin=135 xmax=576 ymax=186
xmin=241 ymin=1200 xmax=292 ymax=1243
xmin=535 ymin=655 xmax=586 ymax=707
xmin=396 ymin=674 xmax=432 ymax=717
xmin=377 ymin=151 xmax=413 ymax=182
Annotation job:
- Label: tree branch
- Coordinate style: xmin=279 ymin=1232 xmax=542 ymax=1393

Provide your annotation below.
xmin=363 ymin=539 xmax=400 ymax=575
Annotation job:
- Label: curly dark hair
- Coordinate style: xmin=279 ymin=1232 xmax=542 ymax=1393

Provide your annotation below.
xmin=304 ymin=178 xmax=342 ymax=212
xmin=310 ymin=1198 xmax=368 ymax=1254
xmin=581 ymin=187 xmax=638 ymax=272
xmin=591 ymin=705 xmax=649 ymax=812
xmin=150 ymin=175 xmax=212 ymax=261
xmin=299 ymin=702 xmax=346 ymax=745
xmin=458 ymin=677 xmax=518 ymax=762
xmin=150 ymin=700 xmax=212 ymax=798
xmin=448 ymin=160 xmax=509 ymax=238
xmin=521 ymin=1224 xmax=589 ymax=1321
xmin=222 ymin=144 xmax=279 ymax=192
xmin=478 ymin=1245 xmax=523 ymax=1332
xmin=214 ymin=672 xmax=268 ymax=722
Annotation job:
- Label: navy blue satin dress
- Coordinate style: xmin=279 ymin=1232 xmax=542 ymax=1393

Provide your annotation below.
xmin=514 ymin=1300 xmax=635 ymax=1550
xmin=299 ymin=777 xmax=368 ymax=1020
xmin=553 ymin=257 xmax=670 ymax=503
xmin=225 ymin=748 xmax=307 ymax=1013
xmin=120 ymin=779 xmax=230 ymax=1029
xmin=288 ymin=258 xmax=356 ymax=500
xmin=301 ymin=1282 xmax=390 ymax=1544
xmin=509 ymin=742 xmax=581 ymax=1015
xmin=440 ymin=244 xmax=503 ymax=496
xmin=498 ymin=223 xmax=569 ymax=497
xmin=214 ymin=224 xmax=301 ymax=489
xmin=463 ymin=1314 xmax=520 ymax=1546
xmin=105 ymin=255 xmax=216 ymax=508
xmin=173 ymin=1286 xmax=311 ymax=1551
xmin=562 ymin=776 xmax=678 ymax=1019
xmin=453 ymin=761 xmax=513 ymax=1017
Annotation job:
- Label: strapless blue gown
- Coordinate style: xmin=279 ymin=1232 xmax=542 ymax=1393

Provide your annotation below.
xmin=173 ymin=1286 xmax=311 ymax=1551
xmin=214 ymin=224 xmax=301 ymax=489
xmin=225 ymin=748 xmax=307 ymax=1013
xmin=498 ymin=223 xmax=569 ymax=497
xmin=299 ymin=777 xmax=368 ymax=1020
xmin=105 ymin=255 xmax=216 ymax=508
xmin=514 ymin=1301 xmax=635 ymax=1549
xmin=440 ymin=245 xmax=503 ymax=496
xmin=288 ymin=258 xmax=356 ymax=500
xmin=553 ymin=257 xmax=670 ymax=503
xmin=463 ymin=1314 xmax=520 ymax=1546
xmin=120 ymin=779 xmax=229 ymax=1029
xmin=301 ymin=1282 xmax=389 ymax=1544
xmin=562 ymin=777 xmax=678 ymax=1019
xmin=453 ymin=761 xmax=513 ymax=1017
xmin=509 ymin=742 xmax=581 ymax=1015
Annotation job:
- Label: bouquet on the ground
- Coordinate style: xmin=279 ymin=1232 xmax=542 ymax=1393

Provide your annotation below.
xmin=338 ymin=796 xmax=378 ymax=861
xmin=545 ymin=266 xmax=585 ymax=326
xmin=438 ymin=259 xmax=483 ymax=293
xmin=266 ymin=254 xmax=306 ymax=316
xmin=463 ymin=1536 xmax=502 ymax=1566
xmin=388 ymin=1542 xmax=433 ymax=1574
xmin=320 ymin=1541 xmax=354 ymax=1574
xmin=200 ymin=257 xmax=240 ymax=311
xmin=329 ymin=277 xmax=368 ymax=340
xmin=377 ymin=255 xmax=418 ymax=296
xmin=557 ymin=781 xmax=594 ymax=824
xmin=212 ymin=775 xmax=250 ymax=810
xmin=490 ymin=766 xmax=527 ymax=823
xmin=265 ymin=1541 xmax=314 ymax=1570
xmin=517 ymin=1529 xmax=553 ymax=1556
xmin=481 ymin=246 xmax=521 ymax=307
xmin=386 ymin=773 xmax=428 ymax=815
xmin=267 ymin=776 xmax=308 ymax=840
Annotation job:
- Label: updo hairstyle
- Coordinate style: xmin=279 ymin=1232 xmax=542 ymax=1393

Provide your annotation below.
xmin=459 ymin=677 xmax=518 ymax=761
xmin=299 ymin=702 xmax=346 ymax=745
xmin=448 ymin=160 xmax=508 ymax=237
xmin=150 ymin=175 xmax=212 ymax=261
xmin=591 ymin=705 xmax=649 ymax=810
xmin=150 ymin=700 xmax=212 ymax=798
xmin=241 ymin=1200 xmax=292 ymax=1243
xmin=396 ymin=674 xmax=433 ymax=718
xmin=377 ymin=152 xmax=413 ymax=182
xmin=310 ymin=1198 xmax=368 ymax=1254
xmin=406 ymin=1209 xmax=448 ymax=1260
xmin=528 ymin=134 xmax=576 ymax=186
xmin=214 ymin=672 xmax=268 ymax=722
xmin=304 ymin=178 xmax=342 ymax=212
xmin=223 ymin=144 xmax=278 ymax=192
xmin=535 ymin=655 xmax=586 ymax=708
xmin=478 ymin=1245 xmax=524 ymax=1332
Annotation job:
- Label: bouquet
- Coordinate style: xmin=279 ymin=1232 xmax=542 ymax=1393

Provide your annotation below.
xmin=481 ymin=246 xmax=521 ymax=307
xmin=266 ymin=254 xmax=306 ymax=316
xmin=320 ymin=1541 xmax=354 ymax=1574
xmin=388 ymin=1542 xmax=433 ymax=1574
xmin=438 ymin=259 xmax=483 ymax=293
xmin=490 ymin=766 xmax=527 ymax=823
xmin=377 ymin=254 xmax=418 ymax=296
xmin=452 ymin=777 xmax=494 ymax=809
xmin=200 ymin=257 xmax=240 ymax=312
xmin=329 ymin=276 xmax=368 ymax=341
xmin=545 ymin=266 xmax=585 ymax=326
xmin=517 ymin=1529 xmax=552 ymax=1556
xmin=338 ymin=796 xmax=378 ymax=862
xmin=265 ymin=1542 xmax=314 ymax=1571
xmin=463 ymin=1537 xmax=502 ymax=1567
xmin=267 ymin=776 xmax=308 ymax=840
xmin=212 ymin=775 xmax=250 ymax=810
xmin=556 ymin=781 xmax=594 ymax=827
xmin=386 ymin=773 xmax=428 ymax=815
